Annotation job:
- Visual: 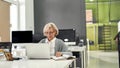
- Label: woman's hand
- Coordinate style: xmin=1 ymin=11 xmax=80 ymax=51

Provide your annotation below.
xmin=55 ymin=52 xmax=62 ymax=57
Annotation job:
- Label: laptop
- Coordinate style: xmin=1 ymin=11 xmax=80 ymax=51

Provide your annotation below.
xmin=25 ymin=43 xmax=50 ymax=59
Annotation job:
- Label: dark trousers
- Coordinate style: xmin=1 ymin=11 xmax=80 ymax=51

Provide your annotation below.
xmin=118 ymin=50 xmax=120 ymax=68
xmin=118 ymin=43 xmax=120 ymax=68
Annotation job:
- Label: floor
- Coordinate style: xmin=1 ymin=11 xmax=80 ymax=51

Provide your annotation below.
xmin=87 ymin=51 xmax=119 ymax=68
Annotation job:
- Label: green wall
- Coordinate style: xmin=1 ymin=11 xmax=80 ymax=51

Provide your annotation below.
xmin=86 ymin=0 xmax=120 ymax=23
xmin=87 ymin=24 xmax=118 ymax=50
xmin=85 ymin=0 xmax=120 ymax=50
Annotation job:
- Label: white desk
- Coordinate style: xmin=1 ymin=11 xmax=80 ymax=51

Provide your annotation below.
xmin=11 ymin=43 xmax=85 ymax=68
xmin=0 ymin=59 xmax=75 ymax=68
xmin=68 ymin=46 xmax=87 ymax=68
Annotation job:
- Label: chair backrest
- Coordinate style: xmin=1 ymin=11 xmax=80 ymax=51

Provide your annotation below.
xmin=32 ymin=34 xmax=45 ymax=43
xmin=0 ymin=42 xmax=12 ymax=52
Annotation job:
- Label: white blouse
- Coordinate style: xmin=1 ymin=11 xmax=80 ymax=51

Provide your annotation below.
xmin=45 ymin=37 xmax=56 ymax=56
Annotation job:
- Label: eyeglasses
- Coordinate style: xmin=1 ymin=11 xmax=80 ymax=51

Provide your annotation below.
xmin=44 ymin=31 xmax=55 ymax=35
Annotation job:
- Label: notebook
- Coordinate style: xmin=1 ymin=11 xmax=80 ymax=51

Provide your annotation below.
xmin=25 ymin=43 xmax=50 ymax=59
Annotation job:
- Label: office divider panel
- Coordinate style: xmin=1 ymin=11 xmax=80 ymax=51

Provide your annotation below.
xmin=34 ymin=0 xmax=86 ymax=44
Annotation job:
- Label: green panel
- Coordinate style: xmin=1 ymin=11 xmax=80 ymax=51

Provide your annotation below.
xmin=86 ymin=0 xmax=120 ymax=23
xmin=110 ymin=2 xmax=120 ymax=21
xmin=86 ymin=0 xmax=120 ymax=2
xmin=98 ymin=3 xmax=109 ymax=23
xmin=86 ymin=24 xmax=98 ymax=50
xmin=86 ymin=0 xmax=119 ymax=51
xmin=86 ymin=3 xmax=98 ymax=23
xmin=86 ymin=0 xmax=110 ymax=3
xmin=110 ymin=24 xmax=118 ymax=50
xmin=86 ymin=24 xmax=118 ymax=51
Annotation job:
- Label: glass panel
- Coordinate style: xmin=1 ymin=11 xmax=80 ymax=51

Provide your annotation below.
xmin=10 ymin=4 xmax=18 ymax=31
xmin=10 ymin=0 xmax=26 ymax=30
xmin=19 ymin=0 xmax=25 ymax=30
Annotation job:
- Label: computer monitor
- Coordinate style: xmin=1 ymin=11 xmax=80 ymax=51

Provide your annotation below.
xmin=0 ymin=42 xmax=12 ymax=52
xmin=12 ymin=31 xmax=33 ymax=43
xmin=56 ymin=29 xmax=76 ymax=42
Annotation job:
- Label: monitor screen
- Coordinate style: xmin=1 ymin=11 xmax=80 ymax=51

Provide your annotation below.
xmin=0 ymin=42 xmax=12 ymax=52
xmin=12 ymin=31 xmax=33 ymax=43
xmin=56 ymin=29 xmax=76 ymax=42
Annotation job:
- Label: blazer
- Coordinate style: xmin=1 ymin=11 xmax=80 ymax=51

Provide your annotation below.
xmin=39 ymin=38 xmax=68 ymax=54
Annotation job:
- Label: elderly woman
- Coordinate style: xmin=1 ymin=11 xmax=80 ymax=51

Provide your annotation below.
xmin=39 ymin=22 xmax=71 ymax=57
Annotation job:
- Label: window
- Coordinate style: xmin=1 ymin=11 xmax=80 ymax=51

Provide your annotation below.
xmin=10 ymin=0 xmax=25 ymax=31
xmin=10 ymin=4 xmax=18 ymax=31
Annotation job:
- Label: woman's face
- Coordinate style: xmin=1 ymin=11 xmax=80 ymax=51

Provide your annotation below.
xmin=44 ymin=28 xmax=56 ymax=41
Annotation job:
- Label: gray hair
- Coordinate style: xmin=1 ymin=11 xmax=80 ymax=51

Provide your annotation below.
xmin=43 ymin=22 xmax=59 ymax=36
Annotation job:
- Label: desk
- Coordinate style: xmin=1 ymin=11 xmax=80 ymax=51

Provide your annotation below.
xmin=68 ymin=46 xmax=87 ymax=68
xmin=11 ymin=43 xmax=85 ymax=68
xmin=0 ymin=59 xmax=76 ymax=68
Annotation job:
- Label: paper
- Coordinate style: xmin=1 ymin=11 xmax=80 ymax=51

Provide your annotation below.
xmin=51 ymin=55 xmax=75 ymax=60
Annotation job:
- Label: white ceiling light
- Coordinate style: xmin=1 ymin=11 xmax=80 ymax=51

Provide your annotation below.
xmin=90 ymin=0 xmax=94 ymax=1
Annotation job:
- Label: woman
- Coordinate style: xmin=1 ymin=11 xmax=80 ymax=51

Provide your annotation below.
xmin=39 ymin=22 xmax=71 ymax=57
